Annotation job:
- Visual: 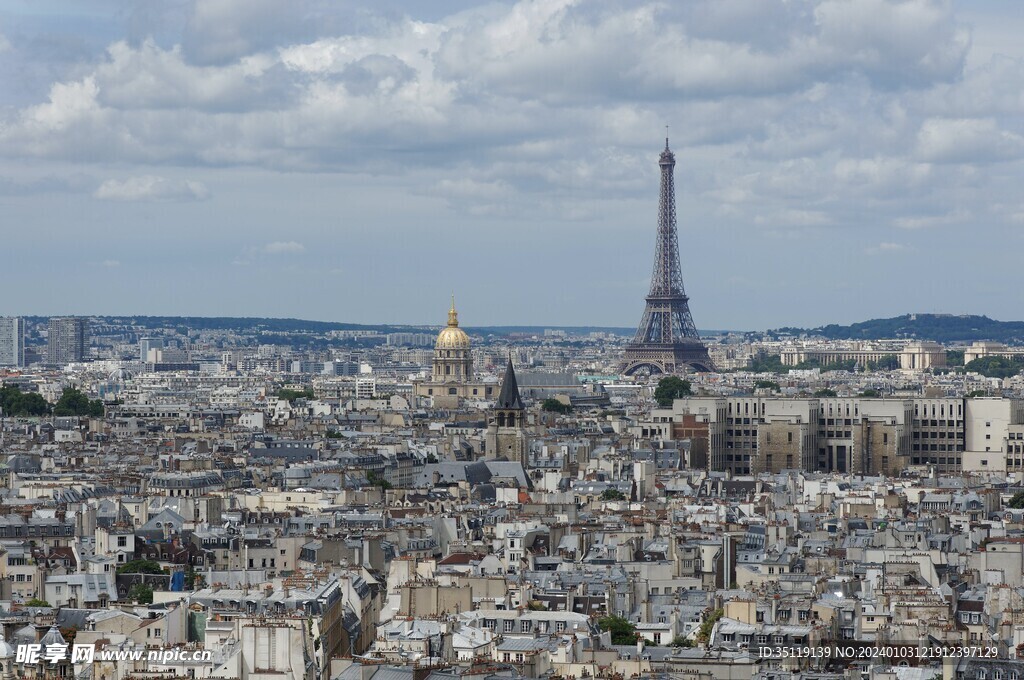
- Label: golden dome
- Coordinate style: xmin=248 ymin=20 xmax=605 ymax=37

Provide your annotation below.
xmin=436 ymin=295 xmax=471 ymax=350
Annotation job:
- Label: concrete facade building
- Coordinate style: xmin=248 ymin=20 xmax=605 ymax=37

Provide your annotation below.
xmin=780 ymin=340 xmax=946 ymax=370
xmin=650 ymin=396 xmax=1024 ymax=475
xmin=0 ymin=317 xmax=24 ymax=367
xmin=139 ymin=336 xmax=164 ymax=362
xmin=47 ymin=316 xmax=87 ymax=364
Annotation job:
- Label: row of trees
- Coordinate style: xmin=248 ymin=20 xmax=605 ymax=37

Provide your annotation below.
xmin=277 ymin=387 xmax=315 ymax=402
xmin=597 ymin=608 xmax=723 ymax=647
xmin=963 ymin=355 xmax=1024 ymax=379
xmin=0 ymin=386 xmax=104 ymax=417
xmin=746 ymin=353 xmax=901 ymax=374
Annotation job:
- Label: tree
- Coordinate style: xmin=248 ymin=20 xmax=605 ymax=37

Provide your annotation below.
xmin=600 ymin=489 xmax=626 ymax=501
xmin=747 ymin=354 xmax=790 ymax=373
xmin=541 ymin=398 xmax=572 ymax=414
xmin=0 ymin=385 xmax=50 ymax=416
xmin=965 ymin=356 xmax=1024 ymax=379
xmin=116 ymin=559 xmax=165 ymax=575
xmin=128 ymin=583 xmax=154 ymax=604
xmin=24 ymin=598 xmax=51 ymax=607
xmin=813 ymin=388 xmax=837 ymax=398
xmin=670 ymin=635 xmax=693 ymax=648
xmin=277 ymin=387 xmax=315 ymax=402
xmin=366 ymin=471 xmax=392 ymax=490
xmin=754 ymin=380 xmax=780 ymax=392
xmin=697 ymin=608 xmax=723 ymax=644
xmin=654 ymin=376 xmax=692 ymax=407
xmin=859 ymin=388 xmax=882 ymax=397
xmin=946 ymin=350 xmax=965 ymax=367
xmin=53 ymin=388 xmax=104 ymax=417
xmin=872 ymin=354 xmax=900 ymax=371
xmin=967 ymin=390 xmax=989 ymax=398
xmin=598 ymin=615 xmax=637 ymax=645
xmin=1009 ymin=491 xmax=1024 ymax=509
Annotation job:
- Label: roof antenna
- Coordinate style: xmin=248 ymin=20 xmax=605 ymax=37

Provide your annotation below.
xmin=665 ymin=125 xmax=670 ymax=150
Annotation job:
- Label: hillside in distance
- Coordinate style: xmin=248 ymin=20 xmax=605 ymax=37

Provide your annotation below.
xmin=770 ymin=314 xmax=1024 ymax=344
xmin=35 ymin=316 xmax=635 ymax=337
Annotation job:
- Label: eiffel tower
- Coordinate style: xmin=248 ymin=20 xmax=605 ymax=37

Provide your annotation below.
xmin=621 ymin=138 xmax=715 ymax=375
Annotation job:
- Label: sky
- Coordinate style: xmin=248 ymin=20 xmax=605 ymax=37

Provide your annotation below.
xmin=2 ymin=0 xmax=1024 ymax=330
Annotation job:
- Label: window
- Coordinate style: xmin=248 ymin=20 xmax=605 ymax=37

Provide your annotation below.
xmin=117 ymin=536 xmax=127 ymax=548
xmin=504 ymin=620 xmax=514 ymax=633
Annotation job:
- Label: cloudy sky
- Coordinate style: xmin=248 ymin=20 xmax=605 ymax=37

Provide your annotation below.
xmin=2 ymin=0 xmax=1023 ymax=330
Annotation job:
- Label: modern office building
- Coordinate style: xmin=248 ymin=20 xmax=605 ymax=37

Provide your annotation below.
xmin=139 ymin=337 xmax=164 ymax=362
xmin=0 ymin=317 xmax=25 ymax=367
xmin=47 ymin=317 xmax=87 ymax=365
xmin=643 ymin=396 xmax=1024 ymax=476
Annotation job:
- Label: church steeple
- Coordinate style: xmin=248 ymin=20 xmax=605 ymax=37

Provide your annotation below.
xmin=496 ymin=356 xmax=523 ymax=409
xmin=486 ymin=354 xmax=528 ymax=466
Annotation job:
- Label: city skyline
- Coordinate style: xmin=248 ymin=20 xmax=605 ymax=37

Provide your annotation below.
xmin=2 ymin=1 xmax=1024 ymax=328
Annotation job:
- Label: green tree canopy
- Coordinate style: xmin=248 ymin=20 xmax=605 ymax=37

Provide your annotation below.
xmin=747 ymin=354 xmax=790 ymax=373
xmin=813 ymin=388 xmax=838 ymax=398
xmin=1009 ymin=491 xmax=1024 ymax=509
xmin=52 ymin=388 xmax=104 ymax=417
xmin=366 ymin=471 xmax=392 ymax=490
xmin=0 ymin=385 xmax=50 ymax=416
xmin=24 ymin=598 xmax=51 ymax=607
xmin=965 ymin=356 xmax=1024 ymax=379
xmin=128 ymin=583 xmax=154 ymax=604
xmin=277 ymin=387 xmax=315 ymax=402
xmin=600 ymin=489 xmax=626 ymax=501
xmin=754 ymin=380 xmax=781 ymax=392
xmin=654 ymin=376 xmax=692 ymax=407
xmin=859 ymin=388 xmax=882 ymax=397
xmin=541 ymin=398 xmax=572 ymax=414
xmin=116 ymin=559 xmax=165 ymax=575
xmin=870 ymin=354 xmax=901 ymax=371
xmin=670 ymin=635 xmax=693 ymax=648
xmin=697 ymin=608 xmax=724 ymax=644
xmin=598 ymin=615 xmax=637 ymax=645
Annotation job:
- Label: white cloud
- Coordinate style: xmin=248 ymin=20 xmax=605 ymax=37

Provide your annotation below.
xmin=101 ymin=259 xmax=121 ymax=267
xmin=916 ymin=117 xmax=1024 ymax=163
xmin=0 ymin=0 xmax=977 ymax=177
xmin=263 ymin=241 xmax=305 ymax=254
xmin=893 ymin=209 xmax=970 ymax=229
xmin=94 ymin=176 xmax=209 ymax=201
xmin=864 ymin=242 xmax=907 ymax=254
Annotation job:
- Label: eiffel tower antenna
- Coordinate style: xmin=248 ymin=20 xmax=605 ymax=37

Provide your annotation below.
xmin=621 ymin=137 xmax=715 ymax=375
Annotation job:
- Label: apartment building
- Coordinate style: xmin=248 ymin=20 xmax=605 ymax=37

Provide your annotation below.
xmin=646 ymin=396 xmax=1024 ymax=476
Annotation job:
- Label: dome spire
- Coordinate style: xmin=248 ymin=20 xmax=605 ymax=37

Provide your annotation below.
xmin=448 ymin=293 xmax=459 ymax=327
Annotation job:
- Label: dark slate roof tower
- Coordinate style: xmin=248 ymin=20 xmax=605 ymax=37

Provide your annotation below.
xmin=486 ymin=356 xmax=528 ymax=465
xmin=496 ymin=356 xmax=524 ymax=409
xmin=621 ymin=139 xmax=715 ymax=375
